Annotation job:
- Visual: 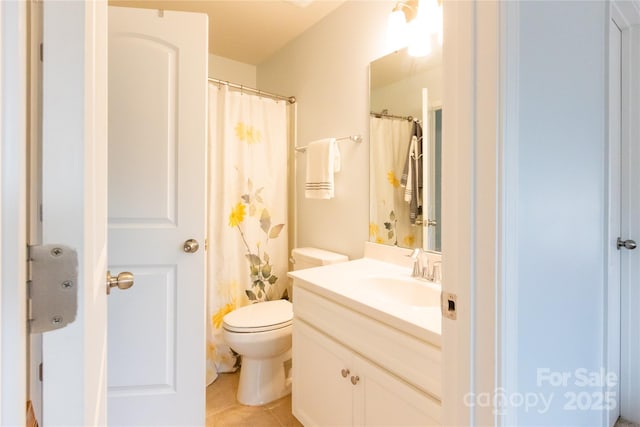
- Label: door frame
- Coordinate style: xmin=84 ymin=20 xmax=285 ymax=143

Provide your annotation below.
xmin=0 ymin=1 xmax=29 ymax=425
xmin=40 ymin=2 xmax=108 ymax=425
xmin=607 ymin=3 xmax=623 ymax=426
xmin=27 ymin=0 xmax=43 ymax=422
xmin=611 ymin=0 xmax=640 ymax=423
xmin=441 ymin=1 xmax=503 ymax=425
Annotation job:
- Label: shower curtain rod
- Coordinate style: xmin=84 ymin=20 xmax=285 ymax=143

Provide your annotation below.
xmin=370 ymin=111 xmax=414 ymax=121
xmin=208 ymin=77 xmax=296 ymax=104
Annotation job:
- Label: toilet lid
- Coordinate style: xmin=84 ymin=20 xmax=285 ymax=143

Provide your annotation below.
xmin=223 ymin=300 xmax=293 ymax=333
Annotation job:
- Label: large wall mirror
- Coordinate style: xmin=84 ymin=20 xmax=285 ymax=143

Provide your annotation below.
xmin=369 ymin=46 xmax=442 ymax=252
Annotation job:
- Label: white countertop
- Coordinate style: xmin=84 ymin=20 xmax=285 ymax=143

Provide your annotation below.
xmin=288 ymin=257 xmax=442 ymax=347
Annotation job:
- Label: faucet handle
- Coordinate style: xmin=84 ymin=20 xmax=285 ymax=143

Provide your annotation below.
xmin=408 ymin=248 xmax=422 ymax=259
xmin=431 ymin=261 xmax=442 ymax=283
xmin=408 ymin=248 xmax=423 ymax=277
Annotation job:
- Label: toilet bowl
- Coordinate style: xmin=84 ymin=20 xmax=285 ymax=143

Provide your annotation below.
xmin=223 ymin=247 xmax=348 ymax=406
xmin=222 ymin=300 xmax=293 ymax=406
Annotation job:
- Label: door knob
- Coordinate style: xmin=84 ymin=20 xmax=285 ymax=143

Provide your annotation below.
xmin=183 ymin=239 xmax=199 ymax=253
xmin=350 ymin=375 xmax=360 ymax=385
xmin=106 ymin=271 xmax=134 ymax=295
xmin=341 ymin=369 xmax=350 ymax=378
xmin=617 ymin=237 xmax=637 ymax=250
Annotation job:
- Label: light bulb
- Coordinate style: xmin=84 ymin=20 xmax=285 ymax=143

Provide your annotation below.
xmin=387 ymin=9 xmax=409 ymax=50
xmin=408 ymin=28 xmax=431 ymax=57
xmin=407 ymin=1 xmax=431 ymax=57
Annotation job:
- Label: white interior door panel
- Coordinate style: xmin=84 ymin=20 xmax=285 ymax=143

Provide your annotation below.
xmin=108 ymin=6 xmax=207 ymax=426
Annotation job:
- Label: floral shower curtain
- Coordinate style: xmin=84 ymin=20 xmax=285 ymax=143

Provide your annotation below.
xmin=206 ymin=84 xmax=288 ymax=385
xmin=369 ymin=116 xmax=422 ymax=248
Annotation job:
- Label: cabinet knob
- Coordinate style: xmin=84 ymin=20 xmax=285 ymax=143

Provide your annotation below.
xmin=350 ymin=375 xmax=360 ymax=385
xmin=341 ymin=369 xmax=350 ymax=378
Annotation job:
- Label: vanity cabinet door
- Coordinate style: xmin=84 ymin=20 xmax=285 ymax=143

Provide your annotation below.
xmin=293 ymin=319 xmax=354 ymax=426
xmin=353 ymin=353 xmax=441 ymax=426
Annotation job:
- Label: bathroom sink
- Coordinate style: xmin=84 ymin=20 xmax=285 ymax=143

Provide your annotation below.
xmin=289 ymin=255 xmax=442 ymax=343
xmin=361 ymin=276 xmax=441 ymax=307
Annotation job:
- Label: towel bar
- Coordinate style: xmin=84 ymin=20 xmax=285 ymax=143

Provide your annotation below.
xmin=295 ymin=135 xmax=362 ymax=153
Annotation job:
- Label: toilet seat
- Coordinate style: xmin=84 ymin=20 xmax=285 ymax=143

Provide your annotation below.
xmin=223 ymin=300 xmax=293 ymax=333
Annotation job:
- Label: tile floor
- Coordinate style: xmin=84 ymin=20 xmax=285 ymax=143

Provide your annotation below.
xmin=616 ymin=418 xmax=640 ymax=427
xmin=206 ymin=371 xmax=303 ymax=427
xmin=206 ymin=374 xmax=639 ymax=427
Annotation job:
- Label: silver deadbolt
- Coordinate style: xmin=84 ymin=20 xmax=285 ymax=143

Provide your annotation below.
xmin=106 ymin=271 xmax=134 ymax=295
xmin=617 ymin=237 xmax=637 ymax=250
xmin=183 ymin=239 xmax=200 ymax=253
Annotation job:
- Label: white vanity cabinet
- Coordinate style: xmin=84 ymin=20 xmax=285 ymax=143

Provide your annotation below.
xmin=292 ymin=285 xmax=441 ymax=426
xmin=293 ymin=319 xmax=356 ymax=426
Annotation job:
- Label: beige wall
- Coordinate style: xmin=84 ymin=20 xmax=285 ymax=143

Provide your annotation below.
xmin=371 ymin=66 xmax=443 ymax=119
xmin=257 ymin=1 xmax=392 ymax=259
xmin=208 ymin=53 xmax=256 ymax=87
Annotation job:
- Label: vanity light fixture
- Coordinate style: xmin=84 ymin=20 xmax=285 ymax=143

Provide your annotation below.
xmin=392 ymin=0 xmax=419 ymax=22
xmin=387 ymin=0 xmax=442 ymax=57
xmin=407 ymin=2 xmax=431 ymax=57
xmin=387 ymin=0 xmax=417 ymax=51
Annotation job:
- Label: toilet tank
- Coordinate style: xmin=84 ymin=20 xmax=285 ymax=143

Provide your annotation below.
xmin=291 ymin=247 xmax=348 ymax=271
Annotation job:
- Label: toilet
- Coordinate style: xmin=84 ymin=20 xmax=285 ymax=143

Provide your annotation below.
xmin=222 ymin=247 xmax=348 ymax=406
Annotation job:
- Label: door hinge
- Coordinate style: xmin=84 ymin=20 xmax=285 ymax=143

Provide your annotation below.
xmin=441 ymin=291 xmax=457 ymax=320
xmin=39 ymin=43 xmax=43 ymax=62
xmin=27 ymin=244 xmax=78 ymax=333
xmin=39 ymin=363 xmax=43 ymax=382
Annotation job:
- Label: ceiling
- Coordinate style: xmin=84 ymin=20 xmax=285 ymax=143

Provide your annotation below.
xmin=108 ymin=0 xmax=347 ymax=65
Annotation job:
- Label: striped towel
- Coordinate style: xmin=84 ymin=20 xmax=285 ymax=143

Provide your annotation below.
xmin=305 ymin=138 xmax=340 ymax=199
xmin=401 ymin=121 xmax=423 ymax=224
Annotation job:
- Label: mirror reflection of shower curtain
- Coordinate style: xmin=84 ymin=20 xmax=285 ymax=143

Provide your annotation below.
xmin=206 ymin=84 xmax=288 ymax=385
xmin=369 ymin=116 xmax=422 ymax=248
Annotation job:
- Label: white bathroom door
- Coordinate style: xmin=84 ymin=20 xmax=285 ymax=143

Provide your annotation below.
xmin=107 ymin=7 xmax=208 ymax=426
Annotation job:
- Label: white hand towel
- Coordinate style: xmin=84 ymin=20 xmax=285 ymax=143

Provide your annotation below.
xmin=305 ymin=138 xmax=339 ymax=199
xmin=333 ymin=142 xmax=342 ymax=173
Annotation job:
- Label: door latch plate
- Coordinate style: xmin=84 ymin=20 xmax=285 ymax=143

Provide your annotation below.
xmin=28 ymin=244 xmax=78 ymax=333
xmin=441 ymin=291 xmax=457 ymax=320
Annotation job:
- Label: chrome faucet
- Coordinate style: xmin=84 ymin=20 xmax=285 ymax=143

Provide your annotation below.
xmin=430 ymin=261 xmax=442 ymax=283
xmin=409 ymin=248 xmax=429 ymax=280
xmin=409 ymin=248 xmax=425 ymax=278
xmin=408 ymin=248 xmax=441 ymax=282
